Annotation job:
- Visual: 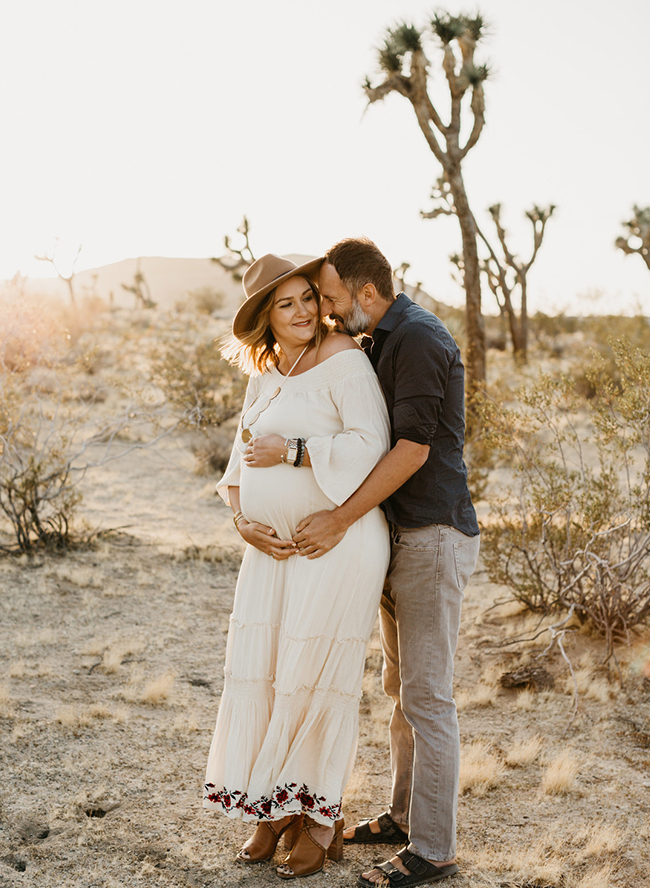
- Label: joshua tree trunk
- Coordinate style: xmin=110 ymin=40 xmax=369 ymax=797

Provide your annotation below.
xmin=364 ymin=13 xmax=490 ymax=395
xmin=448 ymin=167 xmax=486 ymax=389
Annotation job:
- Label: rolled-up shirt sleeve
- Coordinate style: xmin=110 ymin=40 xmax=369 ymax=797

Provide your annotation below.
xmin=391 ymin=325 xmax=448 ymax=446
xmin=306 ymin=358 xmax=391 ymax=506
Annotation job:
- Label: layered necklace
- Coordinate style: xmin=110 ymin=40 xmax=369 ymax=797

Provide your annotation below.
xmin=240 ymin=344 xmax=310 ymax=445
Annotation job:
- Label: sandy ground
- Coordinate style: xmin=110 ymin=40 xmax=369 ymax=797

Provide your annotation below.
xmin=1 ymin=310 xmax=650 ymax=888
xmin=1 ymin=438 xmax=649 ymax=888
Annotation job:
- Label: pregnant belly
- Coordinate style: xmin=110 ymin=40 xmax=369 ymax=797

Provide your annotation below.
xmin=239 ymin=463 xmax=335 ymax=538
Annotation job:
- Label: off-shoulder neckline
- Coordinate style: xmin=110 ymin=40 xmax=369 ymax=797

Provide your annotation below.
xmin=270 ymin=346 xmax=366 ymax=379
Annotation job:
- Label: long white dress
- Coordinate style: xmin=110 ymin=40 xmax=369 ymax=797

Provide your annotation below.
xmin=203 ymin=349 xmax=391 ymax=826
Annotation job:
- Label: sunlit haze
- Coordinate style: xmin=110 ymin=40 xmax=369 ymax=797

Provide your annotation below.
xmin=1 ymin=0 xmax=648 ymax=314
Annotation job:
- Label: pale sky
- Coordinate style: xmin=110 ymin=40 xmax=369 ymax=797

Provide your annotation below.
xmin=1 ymin=0 xmax=649 ymax=314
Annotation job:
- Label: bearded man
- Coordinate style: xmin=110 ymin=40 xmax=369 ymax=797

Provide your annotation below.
xmin=294 ymin=236 xmax=480 ymax=888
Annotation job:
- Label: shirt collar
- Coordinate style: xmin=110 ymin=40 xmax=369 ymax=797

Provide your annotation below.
xmin=372 ymin=292 xmax=411 ymax=337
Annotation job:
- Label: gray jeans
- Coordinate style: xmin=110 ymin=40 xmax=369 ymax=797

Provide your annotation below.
xmin=379 ymin=523 xmax=480 ymax=861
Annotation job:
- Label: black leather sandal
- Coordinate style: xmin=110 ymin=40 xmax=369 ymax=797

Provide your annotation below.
xmin=357 ymin=848 xmax=458 ymax=887
xmin=344 ymin=812 xmax=409 ymax=845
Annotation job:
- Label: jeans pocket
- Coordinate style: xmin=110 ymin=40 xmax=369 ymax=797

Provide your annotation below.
xmin=392 ymin=525 xmax=438 ymax=551
xmin=453 ymin=535 xmax=479 ymax=591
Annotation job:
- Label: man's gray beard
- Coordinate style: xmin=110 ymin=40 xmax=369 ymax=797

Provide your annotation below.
xmin=342 ymin=297 xmax=372 ymax=336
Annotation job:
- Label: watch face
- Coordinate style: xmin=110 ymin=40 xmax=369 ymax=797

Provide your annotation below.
xmin=241 ymin=428 xmax=253 ymax=444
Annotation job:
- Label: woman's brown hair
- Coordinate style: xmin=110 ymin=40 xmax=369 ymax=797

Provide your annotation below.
xmin=221 ymin=276 xmax=328 ymax=375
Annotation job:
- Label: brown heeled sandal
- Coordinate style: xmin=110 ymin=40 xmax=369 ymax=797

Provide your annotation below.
xmin=276 ymin=816 xmax=344 ymax=879
xmin=282 ymin=814 xmax=305 ymax=851
xmin=236 ymin=813 xmax=303 ymax=864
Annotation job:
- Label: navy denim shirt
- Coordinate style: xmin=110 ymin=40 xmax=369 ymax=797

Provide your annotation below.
xmin=364 ymin=293 xmax=479 ymax=535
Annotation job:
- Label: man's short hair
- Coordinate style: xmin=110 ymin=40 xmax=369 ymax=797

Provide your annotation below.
xmin=324 ymin=237 xmax=395 ymax=303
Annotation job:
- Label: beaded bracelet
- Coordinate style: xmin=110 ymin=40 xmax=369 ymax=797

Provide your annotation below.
xmin=294 ymin=437 xmax=306 ymax=467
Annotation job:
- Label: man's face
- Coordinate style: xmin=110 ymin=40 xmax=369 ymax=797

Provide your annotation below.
xmin=318 ymin=262 xmax=372 ymax=336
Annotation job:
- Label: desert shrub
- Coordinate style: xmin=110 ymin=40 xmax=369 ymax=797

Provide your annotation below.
xmin=478 ymin=337 xmax=650 ymax=658
xmin=572 ymin=314 xmax=650 ymax=399
xmin=150 ymin=324 xmax=245 ymax=431
xmin=0 ymin=374 xmax=86 ymax=551
xmin=191 ymin=426 xmax=236 ymax=475
xmin=184 ymin=287 xmax=226 ymax=315
xmin=0 ymin=368 xmax=171 ymax=554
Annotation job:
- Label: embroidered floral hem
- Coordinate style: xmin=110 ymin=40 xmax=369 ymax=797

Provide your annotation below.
xmin=203 ymin=781 xmax=342 ymax=824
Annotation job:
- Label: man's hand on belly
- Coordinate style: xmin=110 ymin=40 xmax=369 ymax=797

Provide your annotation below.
xmin=238 ymin=520 xmax=298 ymax=560
xmin=293 ymin=510 xmax=347 ymax=559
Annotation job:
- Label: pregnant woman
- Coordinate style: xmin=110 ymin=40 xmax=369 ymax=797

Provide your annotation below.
xmin=203 ymin=253 xmax=390 ymax=879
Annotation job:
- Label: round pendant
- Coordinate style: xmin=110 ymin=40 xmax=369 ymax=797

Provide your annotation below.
xmin=241 ymin=428 xmax=252 ymax=444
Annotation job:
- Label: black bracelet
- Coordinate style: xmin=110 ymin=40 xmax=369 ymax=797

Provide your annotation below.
xmin=294 ymin=437 xmax=305 ymax=467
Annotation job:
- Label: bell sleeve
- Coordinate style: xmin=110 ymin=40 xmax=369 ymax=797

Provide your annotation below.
xmin=306 ymin=353 xmax=390 ymax=506
xmin=215 ymin=375 xmax=260 ymax=506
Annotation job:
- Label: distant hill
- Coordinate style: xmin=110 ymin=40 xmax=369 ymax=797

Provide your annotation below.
xmin=3 ymin=254 xmax=446 ymax=318
xmin=7 ymin=257 xmax=247 ymax=313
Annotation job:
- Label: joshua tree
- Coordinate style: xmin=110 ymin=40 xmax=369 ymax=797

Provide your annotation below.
xmin=121 ymin=259 xmax=155 ymax=309
xmin=478 ymin=203 xmax=555 ymax=363
xmin=364 ymin=13 xmax=490 ymax=393
xmin=616 ymin=205 xmax=650 ymax=271
xmin=425 ymin=179 xmax=554 ymax=362
xmin=212 ymin=215 xmax=256 ymax=282
xmin=34 ymin=240 xmax=82 ymax=307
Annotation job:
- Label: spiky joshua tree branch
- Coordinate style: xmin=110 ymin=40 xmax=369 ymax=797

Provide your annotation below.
xmin=212 ymin=216 xmax=256 ymax=283
xmin=365 ymin=13 xmax=490 ymax=395
xmin=616 ymin=205 xmax=650 ymax=272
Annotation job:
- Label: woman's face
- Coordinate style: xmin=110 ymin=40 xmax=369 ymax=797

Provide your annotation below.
xmin=268 ymin=276 xmax=319 ymax=349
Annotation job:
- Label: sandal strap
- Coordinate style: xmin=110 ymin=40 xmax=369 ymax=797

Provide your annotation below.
xmin=376 ymin=861 xmax=401 ymax=876
xmin=377 ymin=813 xmax=408 ymax=839
xmin=396 ymin=849 xmax=446 ymax=878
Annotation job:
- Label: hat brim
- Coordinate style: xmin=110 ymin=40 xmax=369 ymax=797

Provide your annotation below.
xmin=232 ymin=256 xmax=324 ymax=340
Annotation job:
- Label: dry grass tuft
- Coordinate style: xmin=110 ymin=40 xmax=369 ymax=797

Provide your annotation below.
xmin=567 ymin=665 xmax=611 ymax=698
xmin=514 ymin=688 xmax=536 ymax=710
xmin=573 ymin=820 xmax=624 ymax=859
xmin=585 ymin=677 xmax=614 ymax=703
xmin=459 ymin=740 xmax=505 ymax=796
xmin=10 ymin=723 xmax=30 ymax=742
xmin=9 ymin=659 xmax=26 ymax=678
xmin=87 ymin=703 xmax=114 ymax=720
xmin=470 ymin=839 xmax=563 ymax=886
xmin=111 ymin=704 xmax=130 ymax=723
xmin=54 ymin=564 xmax=101 ymax=588
xmin=509 ymin=841 xmax=564 ymax=886
xmin=55 ymin=702 xmax=123 ymax=728
xmin=505 ymin=734 xmax=543 ymax=767
xmin=15 ymin=627 xmax=57 ymax=647
xmin=169 ymin=712 xmax=200 ymax=735
xmin=139 ymin=672 xmax=175 ymax=705
xmin=456 ymin=683 xmax=496 ymax=710
xmin=574 ymin=865 xmax=614 ymax=888
xmin=55 ymin=705 xmax=92 ymax=728
xmin=8 ymin=659 xmax=52 ymax=679
xmin=541 ymin=749 xmax=580 ymax=795
xmin=95 ymin=637 xmax=146 ymax=673
xmin=0 ymin=684 xmax=14 ymax=716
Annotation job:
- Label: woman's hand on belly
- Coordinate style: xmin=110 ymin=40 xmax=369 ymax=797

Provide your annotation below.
xmin=238 ymin=520 xmax=298 ymax=560
xmin=243 ymin=434 xmax=286 ymax=467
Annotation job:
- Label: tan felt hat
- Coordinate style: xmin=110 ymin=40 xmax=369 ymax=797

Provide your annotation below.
xmin=232 ymin=253 xmax=324 ymax=339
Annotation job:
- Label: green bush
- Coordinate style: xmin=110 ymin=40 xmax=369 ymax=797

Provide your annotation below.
xmin=478 ymin=337 xmax=650 ymax=658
